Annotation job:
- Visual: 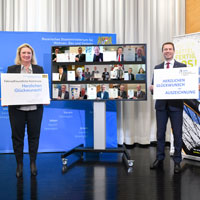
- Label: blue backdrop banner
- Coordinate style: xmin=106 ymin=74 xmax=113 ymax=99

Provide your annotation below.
xmin=0 ymin=31 xmax=117 ymax=153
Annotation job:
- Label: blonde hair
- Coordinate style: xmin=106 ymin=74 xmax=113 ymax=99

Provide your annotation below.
xmin=15 ymin=43 xmax=37 ymax=65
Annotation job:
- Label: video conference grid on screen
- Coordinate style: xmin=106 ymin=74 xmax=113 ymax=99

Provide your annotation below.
xmin=51 ymin=44 xmax=147 ymax=101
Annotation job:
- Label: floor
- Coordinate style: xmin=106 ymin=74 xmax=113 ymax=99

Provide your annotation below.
xmin=0 ymin=146 xmax=200 ymax=200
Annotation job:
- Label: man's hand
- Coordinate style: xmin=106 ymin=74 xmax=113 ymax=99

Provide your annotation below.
xmin=149 ymin=85 xmax=154 ymax=92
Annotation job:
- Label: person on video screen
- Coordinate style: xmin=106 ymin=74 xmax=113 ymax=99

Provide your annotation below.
xmin=93 ymin=46 xmax=103 ymax=62
xmin=84 ymin=67 xmax=91 ymax=81
xmin=58 ymin=66 xmax=67 ymax=81
xmin=118 ymin=84 xmax=127 ymax=99
xmin=79 ymin=88 xmax=88 ymax=99
xmin=76 ymin=67 xmax=84 ymax=81
xmin=135 ymin=47 xmax=145 ymax=62
xmin=116 ymin=47 xmax=124 ymax=62
xmin=75 ymin=47 xmax=85 ymax=62
xmin=133 ymin=84 xmax=145 ymax=99
xmin=52 ymin=47 xmax=60 ymax=62
xmin=102 ymin=68 xmax=110 ymax=81
xmin=75 ymin=67 xmax=84 ymax=81
xmin=97 ymin=85 xmax=109 ymax=99
xmin=128 ymin=68 xmax=134 ymax=80
xmin=138 ymin=67 xmax=145 ymax=74
xmin=92 ymin=66 xmax=100 ymax=81
xmin=58 ymin=84 xmax=69 ymax=99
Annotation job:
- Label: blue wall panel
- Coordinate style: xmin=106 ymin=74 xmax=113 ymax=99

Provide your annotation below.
xmin=0 ymin=31 xmax=117 ymax=153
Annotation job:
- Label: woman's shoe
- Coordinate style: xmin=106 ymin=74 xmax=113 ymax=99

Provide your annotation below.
xmin=16 ymin=163 xmax=23 ymax=178
xmin=30 ymin=162 xmax=37 ymax=176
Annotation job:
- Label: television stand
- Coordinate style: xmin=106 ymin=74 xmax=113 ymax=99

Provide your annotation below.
xmin=61 ymin=101 xmax=134 ymax=169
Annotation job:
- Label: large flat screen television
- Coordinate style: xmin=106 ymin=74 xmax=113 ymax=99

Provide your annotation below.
xmin=51 ymin=44 xmax=147 ymax=101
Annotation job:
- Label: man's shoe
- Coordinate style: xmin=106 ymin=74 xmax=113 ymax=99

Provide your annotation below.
xmin=174 ymin=163 xmax=181 ymax=174
xmin=16 ymin=163 xmax=23 ymax=178
xmin=150 ymin=159 xmax=163 ymax=169
xmin=30 ymin=162 xmax=37 ymax=176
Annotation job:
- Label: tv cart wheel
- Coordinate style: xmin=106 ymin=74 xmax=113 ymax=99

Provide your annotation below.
xmin=128 ymin=160 xmax=134 ymax=167
xmin=62 ymin=158 xmax=68 ymax=166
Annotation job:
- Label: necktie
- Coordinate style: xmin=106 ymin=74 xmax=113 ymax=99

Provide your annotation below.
xmin=118 ymin=55 xmax=120 ymax=61
xmin=166 ymin=62 xmax=170 ymax=69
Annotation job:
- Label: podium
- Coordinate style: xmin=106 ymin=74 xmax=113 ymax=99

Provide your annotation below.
xmin=61 ymin=101 xmax=134 ymax=169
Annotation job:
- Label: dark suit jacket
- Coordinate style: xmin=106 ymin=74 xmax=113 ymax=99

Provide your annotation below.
xmin=59 ymin=73 xmax=67 ymax=82
xmin=117 ymin=54 xmax=124 ymax=61
xmin=102 ymin=72 xmax=109 ymax=80
xmin=58 ymin=91 xmax=69 ymax=99
xmin=7 ymin=65 xmax=44 ymax=108
xmin=153 ymin=60 xmax=186 ymax=111
xmin=75 ymin=54 xmax=86 ymax=62
xmin=135 ymin=54 xmax=146 ymax=62
xmin=128 ymin=73 xmax=134 ymax=80
xmin=118 ymin=90 xmax=127 ymax=99
xmin=84 ymin=72 xmax=91 ymax=80
xmin=93 ymin=53 xmax=103 ymax=62
xmin=134 ymin=91 xmax=145 ymax=99
xmin=97 ymin=91 xmax=109 ymax=99
xmin=7 ymin=64 xmax=44 ymax=74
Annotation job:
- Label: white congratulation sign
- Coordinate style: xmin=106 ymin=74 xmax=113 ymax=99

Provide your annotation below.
xmin=1 ymin=73 xmax=50 ymax=106
xmin=153 ymin=67 xmax=199 ymax=99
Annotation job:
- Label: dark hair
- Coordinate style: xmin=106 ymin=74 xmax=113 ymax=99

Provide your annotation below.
xmin=138 ymin=67 xmax=145 ymax=74
xmin=162 ymin=42 xmax=175 ymax=51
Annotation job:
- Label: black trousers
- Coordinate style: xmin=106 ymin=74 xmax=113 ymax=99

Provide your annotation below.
xmin=156 ymin=109 xmax=183 ymax=163
xmin=8 ymin=106 xmax=43 ymax=164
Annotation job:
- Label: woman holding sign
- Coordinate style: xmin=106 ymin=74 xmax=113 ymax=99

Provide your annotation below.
xmin=7 ymin=43 xmax=44 ymax=178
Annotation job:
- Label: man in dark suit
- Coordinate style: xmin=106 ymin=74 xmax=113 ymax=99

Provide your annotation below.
xmin=116 ymin=47 xmax=124 ymax=61
xmin=52 ymin=47 xmax=60 ymax=62
xmin=97 ymin=85 xmax=109 ymax=99
xmin=118 ymin=84 xmax=127 ymax=99
xmin=58 ymin=66 xmax=67 ymax=81
xmin=58 ymin=85 xmax=69 ymax=99
xmin=75 ymin=47 xmax=86 ymax=62
xmin=93 ymin=46 xmax=103 ymax=62
xmin=133 ymin=84 xmax=145 ymax=99
xmin=102 ymin=68 xmax=110 ymax=81
xmin=128 ymin=68 xmax=134 ymax=80
xmin=150 ymin=42 xmax=186 ymax=174
xmin=84 ymin=67 xmax=91 ymax=81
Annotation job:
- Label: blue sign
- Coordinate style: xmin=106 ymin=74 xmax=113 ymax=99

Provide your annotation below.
xmin=0 ymin=31 xmax=117 ymax=153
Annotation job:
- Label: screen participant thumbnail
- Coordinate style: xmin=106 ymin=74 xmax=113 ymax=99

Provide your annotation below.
xmin=97 ymin=84 xmax=109 ymax=99
xmin=75 ymin=47 xmax=86 ymax=62
xmin=93 ymin=46 xmax=103 ymax=62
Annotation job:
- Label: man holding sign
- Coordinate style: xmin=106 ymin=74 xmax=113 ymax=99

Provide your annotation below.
xmin=6 ymin=43 xmax=47 ymax=178
xmin=150 ymin=42 xmax=186 ymax=173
